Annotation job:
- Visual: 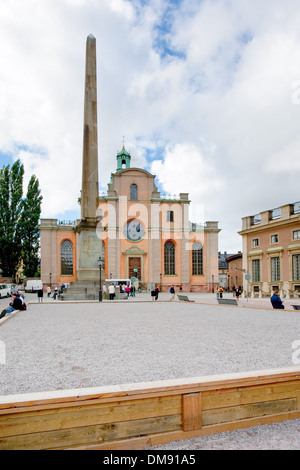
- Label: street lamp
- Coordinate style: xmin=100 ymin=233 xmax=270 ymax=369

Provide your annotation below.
xmin=98 ymin=257 xmax=104 ymax=302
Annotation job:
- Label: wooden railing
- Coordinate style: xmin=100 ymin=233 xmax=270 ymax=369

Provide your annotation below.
xmin=0 ymin=366 xmax=300 ymax=450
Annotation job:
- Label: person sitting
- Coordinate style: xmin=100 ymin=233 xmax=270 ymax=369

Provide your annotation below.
xmin=0 ymin=293 xmax=24 ymax=318
xmin=270 ymin=290 xmax=285 ymax=309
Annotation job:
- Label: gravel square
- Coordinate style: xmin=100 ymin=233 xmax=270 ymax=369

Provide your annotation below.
xmin=0 ymin=301 xmax=299 ymax=396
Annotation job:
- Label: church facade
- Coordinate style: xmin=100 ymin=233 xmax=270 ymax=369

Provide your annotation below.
xmin=39 ymin=35 xmax=220 ymax=293
xmin=39 ymin=146 xmax=220 ymax=292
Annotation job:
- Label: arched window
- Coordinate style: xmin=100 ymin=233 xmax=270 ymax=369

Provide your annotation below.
xmin=192 ymin=242 xmax=203 ymax=275
xmin=164 ymin=241 xmax=175 ymax=275
xmin=130 ymin=183 xmax=138 ymax=200
xmin=61 ymin=240 xmax=73 ymax=275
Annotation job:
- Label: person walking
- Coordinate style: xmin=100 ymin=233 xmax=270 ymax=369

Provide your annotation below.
xmin=108 ymin=283 xmax=115 ymax=300
xmin=53 ymin=285 xmax=58 ymax=300
xmin=102 ymin=283 xmax=107 ymax=300
xmin=37 ymin=288 xmax=43 ymax=303
xmin=169 ymin=285 xmax=175 ymax=301
xmin=217 ymin=286 xmax=224 ymax=298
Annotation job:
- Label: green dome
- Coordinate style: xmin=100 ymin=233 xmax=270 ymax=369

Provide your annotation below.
xmin=117 ymin=147 xmax=131 ymax=158
xmin=116 ymin=145 xmax=131 ymax=172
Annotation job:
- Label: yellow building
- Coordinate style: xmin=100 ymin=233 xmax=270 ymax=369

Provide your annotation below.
xmin=239 ymin=201 xmax=300 ymax=297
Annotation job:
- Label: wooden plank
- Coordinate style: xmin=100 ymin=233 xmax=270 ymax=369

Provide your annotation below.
xmin=67 ymin=410 xmax=300 ymax=450
xmin=0 ymin=414 xmax=182 ymax=450
xmin=147 ymin=410 xmax=300 ymax=450
xmin=0 ymin=395 xmax=181 ymax=438
xmin=0 ymin=367 xmax=299 ymax=449
xmin=202 ymin=381 xmax=300 ymax=410
xmin=117 ymin=367 xmax=300 ymax=397
xmin=202 ymin=398 xmax=298 ymax=426
xmin=182 ymin=393 xmax=202 ymax=431
xmin=1 ymin=366 xmax=299 ymax=411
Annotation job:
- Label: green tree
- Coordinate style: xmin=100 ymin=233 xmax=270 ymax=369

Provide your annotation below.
xmin=20 ymin=175 xmax=43 ymax=277
xmin=0 ymin=160 xmax=24 ymax=277
xmin=0 ymin=160 xmax=42 ymax=280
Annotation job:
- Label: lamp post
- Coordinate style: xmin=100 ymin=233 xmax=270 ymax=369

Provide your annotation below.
xmin=98 ymin=257 xmax=104 ymax=302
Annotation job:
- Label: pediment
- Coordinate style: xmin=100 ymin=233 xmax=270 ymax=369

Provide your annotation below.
xmin=123 ymin=245 xmax=147 ymax=255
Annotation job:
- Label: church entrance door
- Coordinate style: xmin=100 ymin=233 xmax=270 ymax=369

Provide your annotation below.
xmin=129 ymin=257 xmax=141 ymax=280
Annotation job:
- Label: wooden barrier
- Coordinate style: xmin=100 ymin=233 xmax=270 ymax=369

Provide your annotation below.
xmin=0 ymin=366 xmax=300 ymax=450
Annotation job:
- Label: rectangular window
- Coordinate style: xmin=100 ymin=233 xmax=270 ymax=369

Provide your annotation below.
xmin=251 ymin=214 xmax=261 ymax=225
xmin=270 ymin=208 xmax=281 ymax=220
xmin=192 ymin=242 xmax=203 ymax=275
xmin=252 ymin=238 xmax=259 ymax=247
xmin=252 ymin=259 xmax=261 ymax=282
xmin=167 ymin=210 xmax=174 ymax=222
xmin=293 ymin=230 xmax=300 ymax=240
xmin=271 ymin=257 xmax=280 ymax=282
xmin=271 ymin=234 xmax=278 ymax=243
xmin=293 ymin=254 xmax=300 ymax=281
xmin=292 ymin=202 xmax=300 ymax=214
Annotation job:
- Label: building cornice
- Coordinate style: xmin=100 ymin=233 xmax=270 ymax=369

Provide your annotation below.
xmin=239 ymin=214 xmax=300 ymax=236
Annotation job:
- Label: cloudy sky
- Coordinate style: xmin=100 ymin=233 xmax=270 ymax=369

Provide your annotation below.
xmin=1 ymin=0 xmax=300 ymax=252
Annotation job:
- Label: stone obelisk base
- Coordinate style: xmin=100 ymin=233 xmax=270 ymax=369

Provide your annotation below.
xmin=76 ymin=218 xmax=102 ymax=282
xmin=62 ymin=218 xmax=103 ymax=301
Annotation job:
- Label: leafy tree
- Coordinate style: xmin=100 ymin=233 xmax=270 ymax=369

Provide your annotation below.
xmin=0 ymin=160 xmax=42 ymax=280
xmin=0 ymin=160 xmax=24 ymax=278
xmin=20 ymin=175 xmax=43 ymax=277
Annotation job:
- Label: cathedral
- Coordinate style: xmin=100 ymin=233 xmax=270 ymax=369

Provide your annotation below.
xmin=39 ymin=35 xmax=220 ymax=295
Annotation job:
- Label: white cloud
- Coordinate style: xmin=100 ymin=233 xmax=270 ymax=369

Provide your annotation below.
xmin=151 ymin=142 xmax=223 ymax=196
xmin=1 ymin=0 xmax=300 ymax=252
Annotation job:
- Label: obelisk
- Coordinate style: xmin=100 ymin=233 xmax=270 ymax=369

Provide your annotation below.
xmin=76 ymin=34 xmax=102 ymax=282
xmin=81 ymin=34 xmax=99 ymax=221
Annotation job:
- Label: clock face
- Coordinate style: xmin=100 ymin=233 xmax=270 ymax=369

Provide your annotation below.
xmin=125 ymin=220 xmax=145 ymax=242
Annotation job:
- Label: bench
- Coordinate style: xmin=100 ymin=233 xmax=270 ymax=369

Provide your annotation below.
xmin=177 ymin=295 xmax=195 ymax=302
xmin=291 ymin=305 xmax=300 ymax=310
xmin=217 ymin=298 xmax=238 ymax=306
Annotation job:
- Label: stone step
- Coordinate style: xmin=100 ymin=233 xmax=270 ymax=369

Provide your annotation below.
xmin=64 ymin=288 xmax=99 ymax=294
